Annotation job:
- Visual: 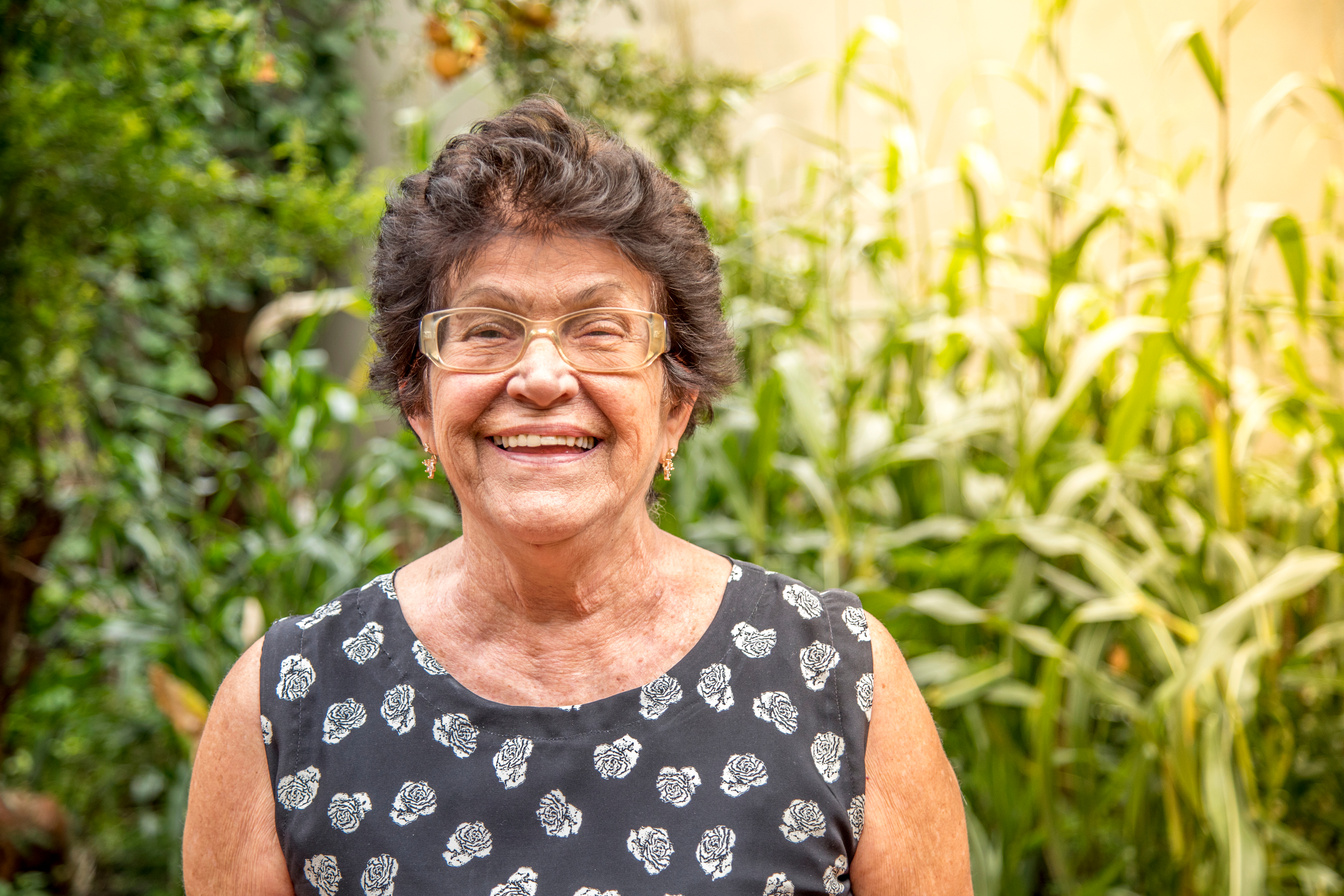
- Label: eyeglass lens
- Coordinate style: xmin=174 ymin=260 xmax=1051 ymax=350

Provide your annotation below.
xmin=432 ymin=309 xmax=656 ymax=371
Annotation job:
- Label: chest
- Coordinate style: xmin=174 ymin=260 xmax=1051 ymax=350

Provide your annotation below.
xmin=260 ymin=564 xmax=872 ymax=895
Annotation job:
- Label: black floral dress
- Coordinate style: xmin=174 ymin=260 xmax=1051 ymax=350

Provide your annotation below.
xmin=260 ymin=560 xmax=874 ymax=895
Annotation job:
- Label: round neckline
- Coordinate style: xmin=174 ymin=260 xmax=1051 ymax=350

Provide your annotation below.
xmin=362 ymin=558 xmax=760 ymax=740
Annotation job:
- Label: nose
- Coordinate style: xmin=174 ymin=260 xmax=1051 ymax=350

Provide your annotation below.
xmin=505 ymin=331 xmax=579 ymax=407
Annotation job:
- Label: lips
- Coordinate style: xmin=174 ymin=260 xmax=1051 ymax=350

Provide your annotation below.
xmin=490 ymin=434 xmax=596 ymax=450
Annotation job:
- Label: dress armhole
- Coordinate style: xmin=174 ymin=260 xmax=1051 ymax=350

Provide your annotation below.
xmin=820 ymin=588 xmax=874 ymax=854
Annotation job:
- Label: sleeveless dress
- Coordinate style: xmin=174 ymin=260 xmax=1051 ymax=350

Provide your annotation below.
xmin=259 ymin=560 xmax=874 ymax=896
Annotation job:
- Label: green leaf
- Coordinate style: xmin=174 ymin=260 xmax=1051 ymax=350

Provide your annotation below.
xmin=925 ymin=660 xmax=1013 ymax=708
xmin=1268 ymin=214 xmax=1309 ymax=327
xmin=1105 ymin=334 xmax=1166 ymax=461
xmin=1187 ymin=30 xmax=1225 ymax=106
xmin=1025 ymin=316 xmax=1167 ymax=456
xmin=1044 ymin=86 xmax=1082 ymax=173
xmin=1189 ymin=548 xmax=1344 ymax=684
xmin=908 ymin=589 xmax=989 ymax=625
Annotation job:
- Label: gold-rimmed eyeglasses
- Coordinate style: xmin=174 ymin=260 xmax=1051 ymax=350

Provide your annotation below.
xmin=418 ymin=307 xmax=669 ymax=374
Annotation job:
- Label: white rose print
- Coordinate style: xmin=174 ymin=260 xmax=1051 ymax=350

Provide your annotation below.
xmin=730 ymin=621 xmax=776 ymax=658
xmin=720 ymin=753 xmax=768 ymax=797
xmin=490 ymin=867 xmax=538 ymax=896
xmin=360 ymin=853 xmax=398 ymax=896
xmin=779 ymin=799 xmax=826 ymax=843
xmin=368 ymin=573 xmax=397 ymax=600
xmin=696 ymin=664 xmax=733 ymax=711
xmin=341 ymin=621 xmax=384 ymax=664
xmin=626 ymin=826 xmax=674 ymax=875
xmin=573 ymin=889 xmax=619 ymax=896
xmin=442 ymin=820 xmax=493 ymax=866
xmin=276 ymin=765 xmax=321 ymax=810
xmin=695 ymin=825 xmax=734 ymax=880
xmin=799 ymin=640 xmax=840 ymax=691
xmin=493 ymin=735 xmax=534 ymax=789
xmin=593 ymin=734 xmax=641 ymax=779
xmin=380 ymin=684 xmax=416 ymax=734
xmin=763 ymin=872 xmax=795 ymax=895
xmin=432 ymin=712 xmax=478 ymax=758
xmin=842 ymin=605 xmax=870 ymax=641
xmin=810 ymin=731 xmax=845 ymax=783
xmin=729 ymin=563 xmax=743 ymax=581
xmin=848 ymin=794 xmax=865 ymax=839
xmin=752 ymin=691 xmax=799 ymax=734
xmin=389 ymin=780 xmax=436 ymax=826
xmin=824 ymin=855 xmax=848 ymax=895
xmin=296 ymin=600 xmax=342 ymax=629
xmin=260 ymin=714 xmax=272 ymax=746
xmin=321 ymin=698 xmax=367 ymax=745
xmin=327 ymin=791 xmax=372 ymax=833
xmin=536 ymin=789 xmax=582 ymax=837
xmin=655 ymin=766 xmax=701 ymax=807
xmin=303 ymin=854 xmax=340 ymax=896
xmin=413 ymin=640 xmax=448 ymax=675
xmin=638 ymin=673 xmax=683 ymax=721
xmin=781 ymin=583 xmax=822 ymax=619
xmin=276 ymin=654 xmax=315 ymax=701
xmin=856 ymin=672 xmax=874 ymax=721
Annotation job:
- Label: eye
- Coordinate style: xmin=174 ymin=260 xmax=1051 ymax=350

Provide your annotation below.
xmin=465 ymin=323 xmax=510 ymax=340
xmin=570 ymin=313 xmax=634 ymax=340
xmin=448 ymin=312 xmax=523 ymax=342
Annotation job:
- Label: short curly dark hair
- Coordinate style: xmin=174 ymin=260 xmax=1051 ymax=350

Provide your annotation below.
xmin=368 ymin=96 xmax=738 ymax=437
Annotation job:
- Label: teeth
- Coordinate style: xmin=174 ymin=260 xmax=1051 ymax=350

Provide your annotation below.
xmin=491 ymin=435 xmax=594 ymax=450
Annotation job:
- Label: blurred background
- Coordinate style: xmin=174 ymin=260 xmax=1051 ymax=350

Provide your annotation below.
xmin=2 ymin=0 xmax=1342 ymax=893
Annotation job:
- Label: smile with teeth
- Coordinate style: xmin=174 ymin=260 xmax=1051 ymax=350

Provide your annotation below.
xmin=491 ymin=434 xmax=596 ymax=450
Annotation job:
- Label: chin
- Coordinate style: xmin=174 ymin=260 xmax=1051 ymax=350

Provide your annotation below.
xmin=472 ymin=491 xmax=624 ymax=547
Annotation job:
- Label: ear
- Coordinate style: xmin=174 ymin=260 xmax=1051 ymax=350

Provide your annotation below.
xmin=407 ymin=412 xmax=434 ymax=453
xmin=662 ymin=389 xmax=699 ymax=448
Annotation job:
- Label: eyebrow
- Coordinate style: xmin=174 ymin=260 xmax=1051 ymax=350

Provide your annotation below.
xmin=449 ymin=280 xmax=641 ymax=309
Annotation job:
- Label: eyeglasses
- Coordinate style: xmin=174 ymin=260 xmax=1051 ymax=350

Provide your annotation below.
xmin=419 ymin=307 xmax=669 ymax=374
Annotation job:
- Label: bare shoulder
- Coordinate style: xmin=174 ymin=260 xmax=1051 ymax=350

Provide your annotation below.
xmin=182 ymin=638 xmax=292 ymax=896
xmin=849 ymin=612 xmax=972 ymax=896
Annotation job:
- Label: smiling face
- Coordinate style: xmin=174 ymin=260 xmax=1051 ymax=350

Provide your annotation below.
xmin=408 ymin=233 xmax=696 ymax=549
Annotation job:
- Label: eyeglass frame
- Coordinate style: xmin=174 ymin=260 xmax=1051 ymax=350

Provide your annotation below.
xmin=418 ymin=306 xmax=670 ymax=374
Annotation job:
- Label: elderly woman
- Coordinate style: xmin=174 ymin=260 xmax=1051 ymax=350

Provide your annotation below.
xmin=184 ymin=97 xmax=971 ymax=895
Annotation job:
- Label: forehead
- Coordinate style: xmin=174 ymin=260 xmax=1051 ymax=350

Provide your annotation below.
xmin=445 ymin=234 xmax=657 ymax=314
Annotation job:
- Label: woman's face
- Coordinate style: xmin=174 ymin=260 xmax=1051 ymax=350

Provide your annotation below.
xmin=409 ymin=233 xmax=696 ymax=548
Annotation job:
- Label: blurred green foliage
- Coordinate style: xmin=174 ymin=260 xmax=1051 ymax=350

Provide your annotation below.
xmin=0 ymin=0 xmax=746 ymax=892
xmin=0 ymin=0 xmax=404 ymax=890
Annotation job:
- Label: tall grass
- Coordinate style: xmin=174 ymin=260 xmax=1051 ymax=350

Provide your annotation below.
xmin=662 ymin=4 xmax=1344 ymax=893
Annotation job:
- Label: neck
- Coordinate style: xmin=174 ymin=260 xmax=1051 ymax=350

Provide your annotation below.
xmin=396 ymin=503 xmax=730 ymax=706
xmin=453 ymin=509 xmax=671 ymax=622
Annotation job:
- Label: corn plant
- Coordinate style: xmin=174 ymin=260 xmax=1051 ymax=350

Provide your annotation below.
xmin=665 ymin=3 xmax=1344 ymax=893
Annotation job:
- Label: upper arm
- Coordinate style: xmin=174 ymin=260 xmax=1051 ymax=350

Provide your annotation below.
xmin=849 ymin=612 xmax=972 ymax=896
xmin=183 ymin=638 xmax=293 ymax=896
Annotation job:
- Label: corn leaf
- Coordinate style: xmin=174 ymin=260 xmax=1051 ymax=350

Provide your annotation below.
xmin=1269 ymin=213 xmax=1309 ymax=327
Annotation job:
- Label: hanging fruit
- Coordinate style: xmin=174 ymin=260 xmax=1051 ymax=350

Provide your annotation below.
xmin=425 ymin=15 xmax=486 ymax=84
xmin=507 ymin=1 xmax=553 ymax=30
xmin=502 ymin=1 xmax=553 ymax=45
xmin=253 ymin=51 xmax=278 ymax=84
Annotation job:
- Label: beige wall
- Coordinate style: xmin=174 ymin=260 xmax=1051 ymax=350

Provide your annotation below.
xmin=614 ymin=0 xmax=1341 ymax=232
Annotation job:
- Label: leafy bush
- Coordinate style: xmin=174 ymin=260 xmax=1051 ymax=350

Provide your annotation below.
xmin=1 ymin=0 xmax=746 ymax=892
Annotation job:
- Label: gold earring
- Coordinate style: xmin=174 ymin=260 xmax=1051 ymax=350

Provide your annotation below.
xmin=661 ymin=447 xmax=677 ymax=482
xmin=422 ymin=449 xmax=437 ymax=480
